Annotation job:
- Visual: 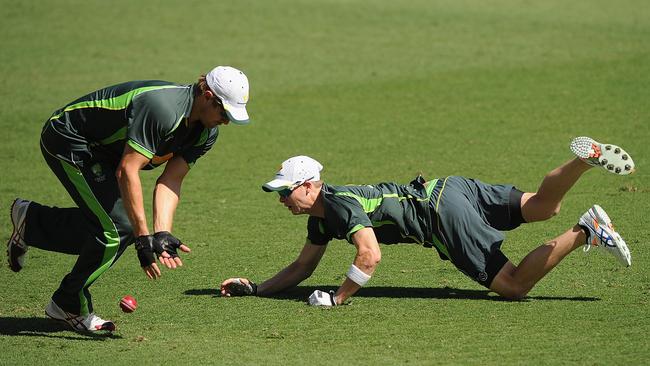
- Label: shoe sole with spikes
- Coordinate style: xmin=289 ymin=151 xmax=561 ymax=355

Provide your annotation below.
xmin=570 ymin=136 xmax=635 ymax=175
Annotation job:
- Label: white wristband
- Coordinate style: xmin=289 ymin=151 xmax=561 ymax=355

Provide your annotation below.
xmin=347 ymin=264 xmax=371 ymax=286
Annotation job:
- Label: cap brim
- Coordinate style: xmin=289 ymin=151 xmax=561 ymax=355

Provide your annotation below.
xmin=262 ymin=179 xmax=294 ymax=192
xmin=223 ymin=103 xmax=250 ymax=125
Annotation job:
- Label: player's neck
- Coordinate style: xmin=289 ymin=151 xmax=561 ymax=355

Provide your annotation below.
xmin=188 ymin=103 xmax=200 ymax=125
xmin=308 ymin=191 xmax=325 ymax=218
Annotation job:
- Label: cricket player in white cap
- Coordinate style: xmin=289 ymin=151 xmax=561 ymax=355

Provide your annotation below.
xmin=7 ymin=65 xmax=250 ymax=332
xmin=220 ymin=138 xmax=634 ymax=305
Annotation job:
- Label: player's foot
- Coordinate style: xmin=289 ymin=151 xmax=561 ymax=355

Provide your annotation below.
xmin=570 ymin=136 xmax=635 ymax=175
xmin=7 ymin=198 xmax=31 ymax=272
xmin=578 ymin=204 xmax=631 ymax=267
xmin=45 ymin=300 xmax=116 ymax=332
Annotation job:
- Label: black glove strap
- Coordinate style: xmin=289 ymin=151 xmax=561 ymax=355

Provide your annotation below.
xmin=328 ymin=290 xmax=337 ymax=306
xmin=135 ymin=235 xmax=155 ymax=267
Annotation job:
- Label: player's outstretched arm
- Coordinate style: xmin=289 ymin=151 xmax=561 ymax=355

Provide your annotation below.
xmin=117 ymin=145 xmax=160 ymax=279
xmin=309 ymin=227 xmax=381 ymax=306
xmin=221 ymin=240 xmax=327 ymax=297
xmin=152 ymin=156 xmax=191 ymax=269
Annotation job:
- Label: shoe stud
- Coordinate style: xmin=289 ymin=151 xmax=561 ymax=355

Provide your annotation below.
xmin=614 ymin=148 xmax=621 ymax=154
xmin=622 ymin=154 xmax=628 ymax=160
xmin=601 ymin=159 xmax=608 ymax=165
xmin=605 ymin=145 xmax=612 ymax=150
xmin=607 ymin=164 xmax=614 ymax=170
xmin=615 ymin=167 xmax=621 ymax=174
xmin=625 ymin=164 xmax=632 ymax=171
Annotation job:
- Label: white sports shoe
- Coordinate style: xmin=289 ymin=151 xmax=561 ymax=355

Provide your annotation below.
xmin=578 ymin=205 xmax=631 ymax=267
xmin=570 ymin=136 xmax=635 ymax=175
xmin=7 ymin=198 xmax=31 ymax=272
xmin=45 ymin=300 xmax=116 ymax=332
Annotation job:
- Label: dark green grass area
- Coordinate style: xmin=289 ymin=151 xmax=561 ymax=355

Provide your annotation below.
xmin=1 ymin=0 xmax=649 ymax=364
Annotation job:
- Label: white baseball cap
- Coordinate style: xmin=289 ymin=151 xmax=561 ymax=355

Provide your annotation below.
xmin=206 ymin=66 xmax=250 ymax=124
xmin=262 ymin=156 xmax=324 ymax=192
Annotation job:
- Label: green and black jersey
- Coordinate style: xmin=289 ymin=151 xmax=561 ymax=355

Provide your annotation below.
xmin=307 ymin=176 xmax=444 ymax=250
xmin=44 ymin=80 xmax=217 ymax=169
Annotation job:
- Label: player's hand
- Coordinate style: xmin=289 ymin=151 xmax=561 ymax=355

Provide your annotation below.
xmin=135 ymin=235 xmax=162 ymax=279
xmin=152 ymin=231 xmax=191 ymax=269
xmin=308 ymin=290 xmax=337 ymax=306
xmin=220 ymin=278 xmax=257 ymax=296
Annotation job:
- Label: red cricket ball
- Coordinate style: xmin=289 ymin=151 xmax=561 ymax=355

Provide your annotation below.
xmin=119 ymin=295 xmax=138 ymax=313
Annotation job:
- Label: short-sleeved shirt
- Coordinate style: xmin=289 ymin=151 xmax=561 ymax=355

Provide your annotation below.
xmin=306 ymin=175 xmax=525 ymax=287
xmin=307 ymin=176 xmax=439 ymax=248
xmin=44 ymin=80 xmax=218 ymax=169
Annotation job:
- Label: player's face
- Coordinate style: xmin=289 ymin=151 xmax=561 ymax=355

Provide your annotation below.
xmin=278 ymin=184 xmax=312 ymax=215
xmin=200 ymin=93 xmax=230 ymax=128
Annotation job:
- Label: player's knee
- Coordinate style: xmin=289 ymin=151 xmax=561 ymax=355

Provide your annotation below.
xmin=503 ymin=288 xmax=529 ymax=300
xmin=498 ymin=286 xmax=529 ymax=300
xmin=551 ymin=202 xmax=561 ymax=217
xmin=492 ymin=280 xmax=530 ymax=300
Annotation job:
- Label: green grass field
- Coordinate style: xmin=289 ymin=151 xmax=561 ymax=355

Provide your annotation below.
xmin=1 ymin=0 xmax=649 ymax=364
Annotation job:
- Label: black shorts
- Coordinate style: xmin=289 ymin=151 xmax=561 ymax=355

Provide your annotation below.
xmin=430 ymin=176 xmax=525 ymax=288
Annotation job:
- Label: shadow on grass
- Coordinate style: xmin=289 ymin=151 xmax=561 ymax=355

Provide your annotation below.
xmin=0 ymin=317 xmax=122 ymax=340
xmin=184 ymin=286 xmax=600 ymax=302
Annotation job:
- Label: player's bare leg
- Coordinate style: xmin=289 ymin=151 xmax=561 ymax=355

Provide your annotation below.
xmin=489 ymin=137 xmax=634 ymax=299
xmin=490 ymin=225 xmax=585 ymax=299
xmin=520 ymin=158 xmax=591 ymax=223
xmin=520 ymin=137 xmax=634 ymax=223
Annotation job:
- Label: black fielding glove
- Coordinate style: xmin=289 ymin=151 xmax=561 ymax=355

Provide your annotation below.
xmin=135 ymin=235 xmax=156 ymax=267
xmin=228 ymin=278 xmax=258 ymax=296
xmin=153 ymin=231 xmax=182 ymax=258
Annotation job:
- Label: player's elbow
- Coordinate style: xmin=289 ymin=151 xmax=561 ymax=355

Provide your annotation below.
xmin=115 ymin=165 xmax=125 ymax=181
xmin=357 ymin=248 xmax=381 ymax=271
xmin=116 ymin=163 xmax=136 ymax=181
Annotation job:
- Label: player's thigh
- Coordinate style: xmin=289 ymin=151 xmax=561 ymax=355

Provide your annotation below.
xmin=519 ymin=191 xmax=561 ymax=223
xmin=437 ymin=183 xmax=508 ymax=287
xmin=473 ymin=179 xmax=525 ymax=231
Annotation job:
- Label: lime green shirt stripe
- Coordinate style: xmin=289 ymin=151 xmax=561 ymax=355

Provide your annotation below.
xmin=432 ymin=177 xmax=451 ymax=258
xmin=60 ymin=159 xmax=120 ymax=316
xmin=334 ymin=192 xmax=396 ymax=213
xmin=425 ymin=178 xmax=438 ymax=198
xmin=99 ymin=101 xmax=184 ymax=149
xmin=50 ymin=85 xmax=181 ymax=120
xmin=127 ymin=140 xmax=154 ymax=159
xmin=346 ymin=224 xmax=366 ymax=242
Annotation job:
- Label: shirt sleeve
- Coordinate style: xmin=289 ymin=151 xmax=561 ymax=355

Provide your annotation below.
xmin=126 ymin=92 xmax=179 ymax=159
xmin=324 ymin=194 xmax=373 ymax=244
xmin=180 ymin=127 xmax=219 ymax=168
xmin=307 ymin=216 xmax=333 ymax=245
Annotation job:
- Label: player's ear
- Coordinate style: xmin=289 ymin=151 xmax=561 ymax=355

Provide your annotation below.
xmin=203 ymin=90 xmax=214 ymax=100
